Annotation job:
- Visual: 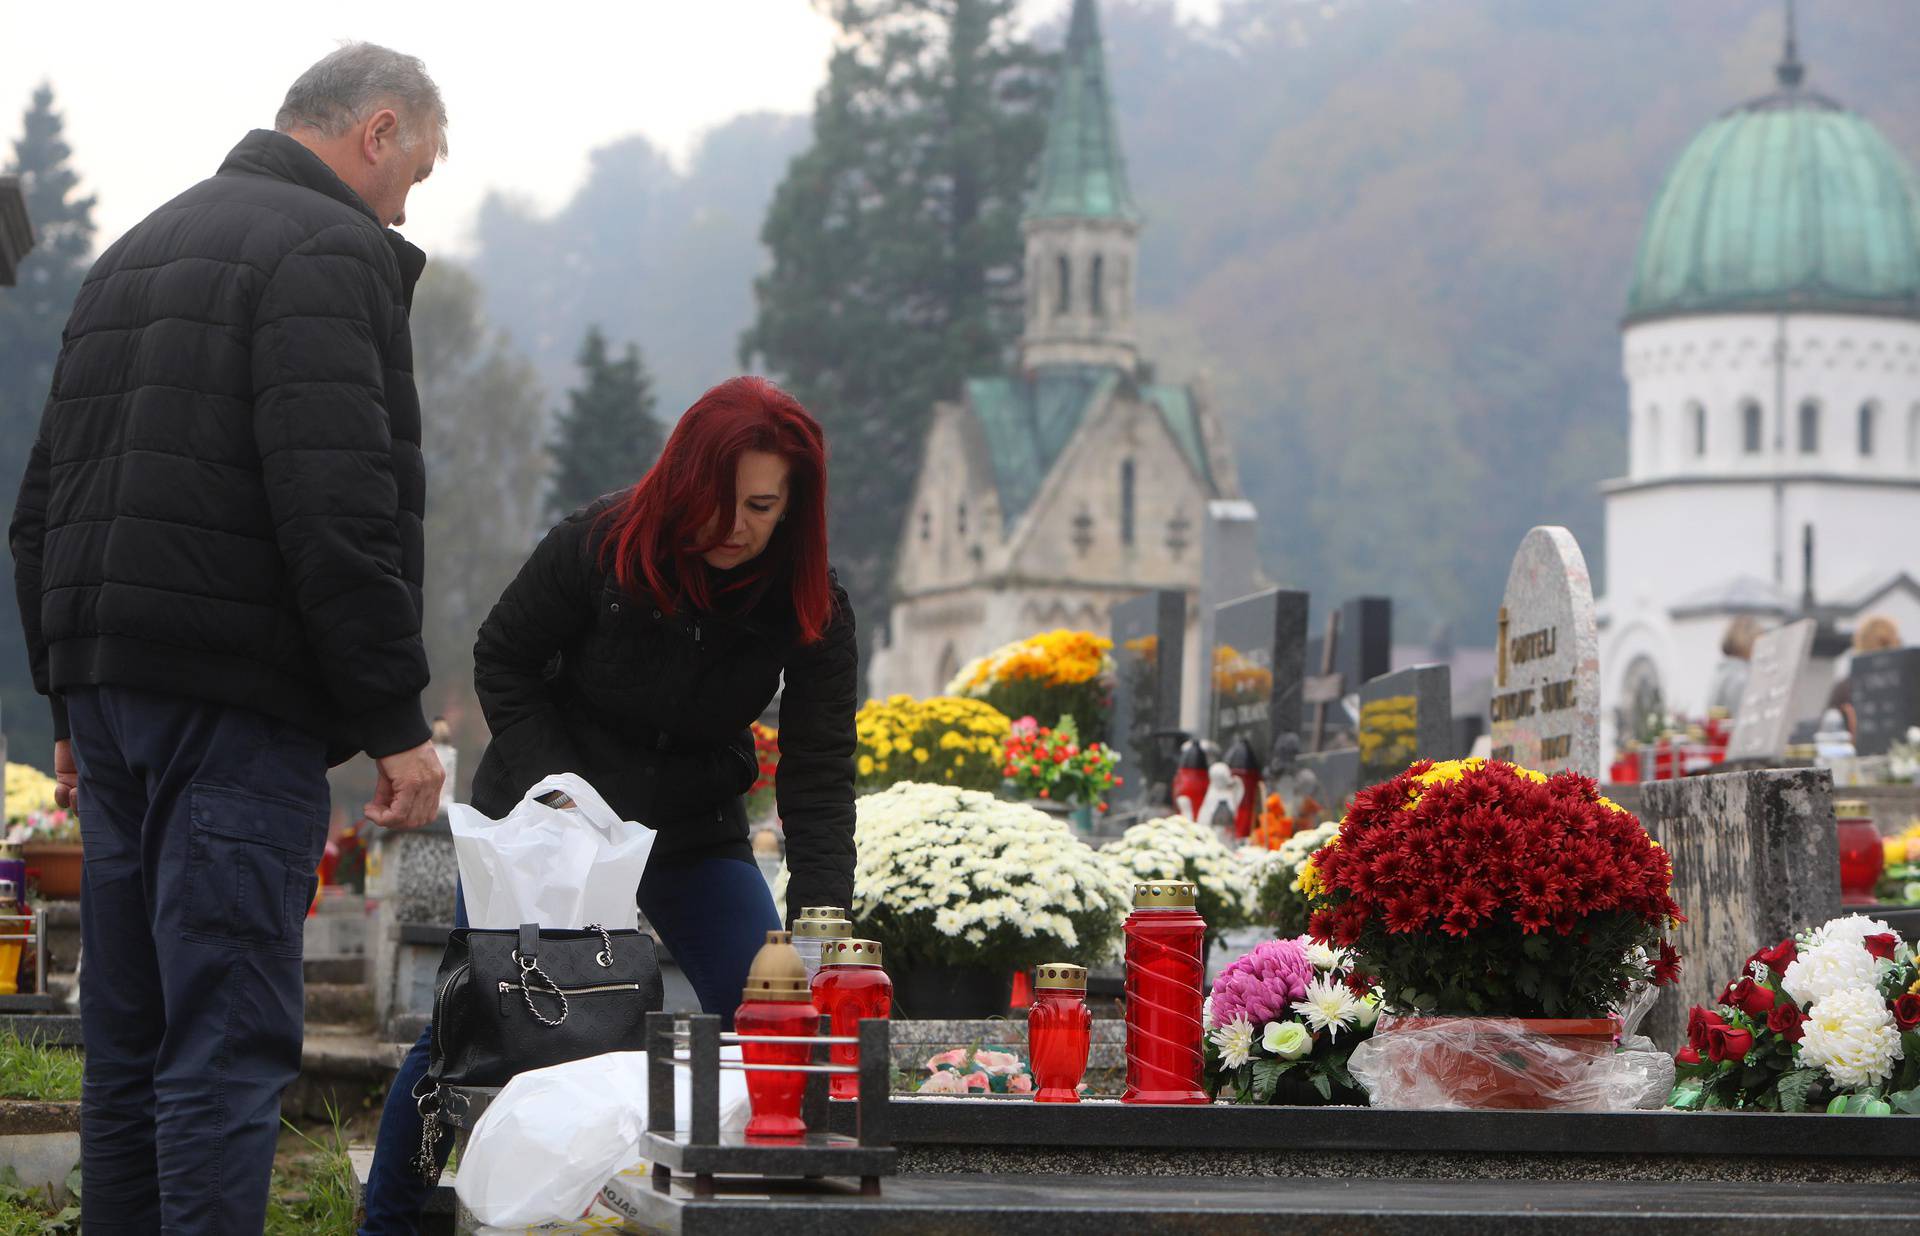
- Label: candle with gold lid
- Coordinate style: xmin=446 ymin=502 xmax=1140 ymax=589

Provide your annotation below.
xmin=1028 ymin=962 xmax=1091 ymax=1103
xmin=735 ymin=929 xmax=820 ymax=1138
xmin=810 ymin=938 xmax=892 ymax=1099
xmin=1122 ymin=881 xmax=1209 ymax=1104
xmin=791 ymin=905 xmax=854 ymax=980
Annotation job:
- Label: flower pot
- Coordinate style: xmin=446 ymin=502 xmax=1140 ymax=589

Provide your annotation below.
xmin=893 ymin=964 xmax=1014 ymax=1019
xmin=1369 ymin=1015 xmax=1619 ymax=1110
xmin=21 ymin=843 xmax=83 ymax=900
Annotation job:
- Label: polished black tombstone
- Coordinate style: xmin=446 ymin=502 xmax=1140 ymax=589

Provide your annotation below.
xmin=1356 ymin=663 xmax=1453 ymax=790
xmin=1208 ymin=588 xmax=1307 ymax=762
xmin=1109 ymin=590 xmax=1186 ymax=807
xmin=1852 ymin=646 xmax=1920 ymax=757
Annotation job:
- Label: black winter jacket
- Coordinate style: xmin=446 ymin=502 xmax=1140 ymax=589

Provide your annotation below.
xmin=9 ymin=130 xmax=430 ymax=760
xmin=468 ymin=500 xmax=857 ymax=920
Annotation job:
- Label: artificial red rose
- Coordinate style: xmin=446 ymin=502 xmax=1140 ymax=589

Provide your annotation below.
xmin=1766 ymin=1002 xmax=1806 ymax=1043
xmin=1705 ymin=1023 xmax=1754 ymax=1064
xmin=1675 ymin=1045 xmax=1702 ymax=1066
xmin=1726 ymin=977 xmax=1776 ymax=1019
xmin=1894 ymin=994 xmax=1920 ymax=1032
xmin=1862 ymin=933 xmax=1898 ymax=961
xmin=1686 ymin=1006 xmax=1725 ymax=1052
xmin=1749 ymin=939 xmax=1796 ymax=977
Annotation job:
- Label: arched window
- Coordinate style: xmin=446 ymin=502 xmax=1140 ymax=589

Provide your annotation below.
xmin=957 ymin=500 xmax=968 ymax=537
xmin=1120 ymin=458 xmax=1136 ymax=546
xmin=919 ymin=510 xmax=931 ymax=542
xmin=1690 ymin=402 xmax=1707 ymax=457
xmin=1859 ymin=401 xmax=1878 ymax=457
xmin=1091 ymin=255 xmax=1106 ymax=317
xmin=1741 ymin=400 xmax=1763 ymax=455
xmin=1644 ymin=406 xmax=1662 ymax=472
xmin=1056 ymin=254 xmax=1071 ymax=315
xmin=1797 ymin=400 xmax=1820 ymax=455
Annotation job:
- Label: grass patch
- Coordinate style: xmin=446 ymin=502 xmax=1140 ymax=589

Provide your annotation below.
xmin=0 ymin=1168 xmax=78 ymax=1235
xmin=264 ymin=1106 xmax=358 ymax=1236
xmin=0 ymin=1032 xmax=81 ymax=1102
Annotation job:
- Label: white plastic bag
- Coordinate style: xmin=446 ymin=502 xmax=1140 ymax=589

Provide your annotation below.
xmin=450 ymin=774 xmax=654 ymax=930
xmin=456 ymin=1049 xmax=749 ymax=1228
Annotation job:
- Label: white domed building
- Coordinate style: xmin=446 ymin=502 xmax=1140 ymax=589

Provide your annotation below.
xmin=1599 ymin=28 xmax=1920 ymax=750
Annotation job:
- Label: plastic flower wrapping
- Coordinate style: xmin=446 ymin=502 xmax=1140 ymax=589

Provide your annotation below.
xmin=1098 ymin=815 xmax=1257 ymax=937
xmin=946 ymin=629 xmax=1114 ymax=739
xmin=1668 ymin=914 xmax=1920 ymax=1114
xmin=825 ymin=782 xmax=1131 ymax=970
xmin=853 ymin=695 xmax=1010 ymax=792
xmin=1304 ymin=758 xmax=1684 ymax=1018
xmin=1202 ymin=936 xmax=1381 ymax=1105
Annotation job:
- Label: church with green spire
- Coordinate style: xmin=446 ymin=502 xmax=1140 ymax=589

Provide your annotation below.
xmin=868 ymin=0 xmax=1243 ymax=702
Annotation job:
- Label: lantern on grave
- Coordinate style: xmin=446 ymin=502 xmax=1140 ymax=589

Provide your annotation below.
xmin=735 ymin=930 xmax=820 ymax=1139
xmin=1028 ymin=963 xmax=1092 ymax=1103
xmin=1171 ymin=739 xmax=1210 ymax=822
xmin=1121 ymin=881 xmax=1209 ymax=1104
xmin=810 ymin=938 xmax=892 ymax=1100
xmin=1224 ymin=736 xmax=1262 ymax=839
xmin=791 ymin=905 xmax=854 ymax=980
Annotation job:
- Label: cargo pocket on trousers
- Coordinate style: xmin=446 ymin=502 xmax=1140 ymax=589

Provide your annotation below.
xmin=183 ymin=784 xmax=327 ymax=955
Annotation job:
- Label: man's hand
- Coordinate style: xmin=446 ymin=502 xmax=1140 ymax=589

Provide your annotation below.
xmin=53 ymin=740 xmax=78 ymax=810
xmin=366 ymin=741 xmax=446 ymax=832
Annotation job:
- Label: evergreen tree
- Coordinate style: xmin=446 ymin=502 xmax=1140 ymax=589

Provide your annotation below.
xmin=546 ymin=326 xmax=664 ymax=520
xmin=739 ymin=0 xmax=1051 ymax=661
xmin=0 ymin=85 xmax=95 ymax=771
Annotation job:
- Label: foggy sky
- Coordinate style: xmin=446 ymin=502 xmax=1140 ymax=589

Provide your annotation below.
xmin=4 ymin=0 xmax=1222 ymax=256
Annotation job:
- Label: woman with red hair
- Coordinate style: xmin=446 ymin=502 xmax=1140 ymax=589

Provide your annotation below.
xmin=361 ymin=377 xmax=856 ymax=1232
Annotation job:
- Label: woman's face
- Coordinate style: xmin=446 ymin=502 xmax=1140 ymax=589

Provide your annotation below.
xmin=701 ymin=450 xmax=791 ymax=570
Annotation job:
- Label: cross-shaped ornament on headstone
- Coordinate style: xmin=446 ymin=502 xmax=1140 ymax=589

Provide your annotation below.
xmin=1303 ymin=608 xmax=1343 ymax=752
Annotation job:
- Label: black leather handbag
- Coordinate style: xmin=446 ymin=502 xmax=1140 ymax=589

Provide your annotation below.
xmin=412 ymin=921 xmax=663 ymax=1175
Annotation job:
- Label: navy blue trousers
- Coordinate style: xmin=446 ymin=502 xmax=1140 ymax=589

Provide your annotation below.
xmin=357 ymin=853 xmax=781 ymax=1235
xmin=65 ymin=685 xmax=331 ymax=1234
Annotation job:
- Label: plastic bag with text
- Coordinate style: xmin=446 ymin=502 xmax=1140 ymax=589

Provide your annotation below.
xmin=1347 ymin=997 xmax=1674 ymax=1111
xmin=450 ymin=773 xmax=653 ymax=930
xmin=456 ymin=1049 xmax=749 ymax=1228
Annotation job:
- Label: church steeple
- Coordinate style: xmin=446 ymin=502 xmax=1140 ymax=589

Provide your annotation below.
xmin=1020 ymin=0 xmax=1142 ymax=372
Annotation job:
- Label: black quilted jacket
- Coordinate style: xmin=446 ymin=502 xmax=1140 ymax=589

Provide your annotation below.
xmin=10 ymin=130 xmax=430 ymax=760
xmin=467 ymin=499 xmax=858 ymax=920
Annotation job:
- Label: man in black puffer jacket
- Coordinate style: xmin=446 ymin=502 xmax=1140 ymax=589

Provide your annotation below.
xmin=9 ymin=44 xmax=448 ymax=1232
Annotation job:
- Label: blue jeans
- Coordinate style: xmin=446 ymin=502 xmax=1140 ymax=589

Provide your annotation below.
xmin=358 ymin=853 xmax=781 ymax=1234
xmin=65 ymin=686 xmax=331 ymax=1234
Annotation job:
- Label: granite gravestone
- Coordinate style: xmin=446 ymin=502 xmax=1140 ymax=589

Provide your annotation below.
xmin=1209 ymin=588 xmax=1308 ymax=764
xmin=1305 ymin=598 xmax=1393 ymax=750
xmin=1851 ymin=646 xmax=1920 ymax=758
xmin=1726 ymin=619 xmax=1817 ymax=764
xmin=1637 ymin=768 xmax=1840 ymax=1051
xmin=1357 ymin=664 xmax=1453 ymax=790
xmin=1488 ymin=526 xmax=1600 ymax=777
xmin=1110 ymin=590 xmax=1187 ymax=807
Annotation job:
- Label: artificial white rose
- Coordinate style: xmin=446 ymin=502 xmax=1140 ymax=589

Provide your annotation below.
xmin=1262 ymin=1020 xmax=1313 ymax=1061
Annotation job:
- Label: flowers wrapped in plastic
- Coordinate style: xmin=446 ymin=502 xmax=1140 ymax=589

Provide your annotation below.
xmin=1309 ymin=759 xmax=1684 ymax=1110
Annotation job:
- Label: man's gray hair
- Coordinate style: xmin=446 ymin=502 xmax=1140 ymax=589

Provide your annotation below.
xmin=276 ymin=42 xmax=449 ymax=159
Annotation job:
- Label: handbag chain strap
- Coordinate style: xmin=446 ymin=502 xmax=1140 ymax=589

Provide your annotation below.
xmin=516 ymin=953 xmax=570 ymax=1027
xmin=590 ymin=922 xmax=614 ymax=967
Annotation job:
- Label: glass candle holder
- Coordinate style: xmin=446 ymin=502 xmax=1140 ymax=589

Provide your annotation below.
xmin=791 ymin=906 xmax=854 ymax=981
xmin=735 ymin=930 xmax=821 ymax=1139
xmin=1835 ymin=801 xmax=1884 ymax=904
xmin=1028 ymin=963 xmax=1091 ymax=1103
xmin=1121 ymin=881 xmax=1209 ymax=1104
xmin=810 ymin=938 xmax=892 ymax=1099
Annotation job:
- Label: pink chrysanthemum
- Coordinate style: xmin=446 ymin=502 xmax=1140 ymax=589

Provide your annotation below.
xmin=1208 ymin=936 xmax=1316 ymax=1028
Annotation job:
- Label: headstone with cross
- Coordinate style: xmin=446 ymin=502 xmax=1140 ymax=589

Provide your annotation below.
xmin=1305 ymin=597 xmax=1392 ymax=752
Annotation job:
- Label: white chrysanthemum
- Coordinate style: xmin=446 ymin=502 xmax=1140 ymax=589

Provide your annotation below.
xmin=1209 ymin=1016 xmax=1256 ymax=1069
xmin=1798 ymin=987 xmax=1905 ymax=1090
xmin=1804 ymin=913 xmax=1898 ymax=950
xmin=1291 ymin=976 xmax=1363 ymax=1040
xmin=1781 ymin=939 xmax=1883 ymax=1007
xmin=1098 ymin=816 xmax=1258 ymax=925
xmin=1304 ymin=941 xmax=1349 ymax=972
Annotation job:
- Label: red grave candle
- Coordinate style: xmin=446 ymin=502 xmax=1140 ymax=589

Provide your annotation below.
xmin=1027 ymin=963 xmax=1092 ymax=1103
xmin=1121 ymin=881 xmax=1209 ymax=1104
xmin=1835 ymin=801 xmax=1884 ymax=905
xmin=810 ymin=938 xmax=892 ymax=1100
xmin=734 ymin=930 xmax=820 ymax=1139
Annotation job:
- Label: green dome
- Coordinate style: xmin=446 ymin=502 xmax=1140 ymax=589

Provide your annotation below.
xmin=1625 ymin=77 xmax=1920 ymax=324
